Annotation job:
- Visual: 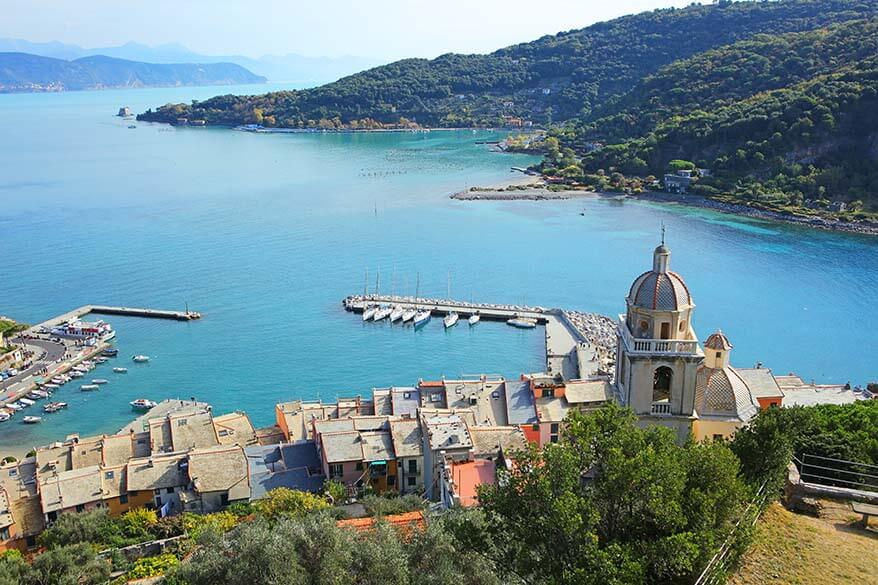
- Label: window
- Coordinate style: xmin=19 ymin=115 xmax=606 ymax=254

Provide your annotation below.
xmin=679 ymin=320 xmax=686 ymax=332
xmin=715 ymin=352 xmax=721 ymax=360
xmin=550 ymin=423 xmax=559 ymax=434
xmin=155 ymin=497 xmax=162 ymax=507
xmin=218 ymin=429 xmax=230 ymax=437
xmin=104 ymin=471 xmax=114 ymax=480
xmin=329 ymin=463 xmax=343 ymax=479
xmin=166 ymin=487 xmax=174 ymax=494
xmin=550 ymin=435 xmax=559 ymax=444
xmin=177 ymin=419 xmax=188 ymax=426
xmin=8 ymin=469 xmax=16 ymax=477
xmin=639 ymin=320 xmax=648 ymax=333
xmin=154 ymin=489 xmax=162 ymax=495
xmin=408 ymin=459 xmax=417 ymax=474
xmin=407 ymin=476 xmax=416 ymax=487
xmin=220 ymin=493 xmax=229 ymax=506
xmin=543 ymin=387 xmax=555 ymax=398
xmin=119 ymin=494 xmax=129 ymax=505
xmin=652 ymin=367 xmax=673 ymax=403
xmin=355 ymin=462 xmax=363 ymax=471
xmin=75 ymin=504 xmax=85 ymax=513
xmin=0 ymin=527 xmax=9 ymax=540
xmin=660 ymin=322 xmax=671 ymax=340
xmin=713 ymin=434 xmax=724 ymax=441
xmin=388 ymin=475 xmax=396 ymax=486
xmin=531 ymin=423 xmax=539 ymax=432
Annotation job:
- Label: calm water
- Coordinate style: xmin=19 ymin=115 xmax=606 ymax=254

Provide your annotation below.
xmin=0 ymin=85 xmax=875 ymax=451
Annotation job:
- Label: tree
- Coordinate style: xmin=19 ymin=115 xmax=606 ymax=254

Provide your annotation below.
xmin=25 ymin=544 xmax=110 ymax=585
xmin=252 ymin=487 xmax=330 ymax=523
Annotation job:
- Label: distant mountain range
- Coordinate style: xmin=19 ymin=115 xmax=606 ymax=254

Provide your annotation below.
xmin=0 ymin=38 xmax=383 ymax=85
xmin=0 ymin=53 xmax=266 ymax=93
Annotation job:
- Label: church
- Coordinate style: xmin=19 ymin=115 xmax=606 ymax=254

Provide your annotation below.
xmin=614 ymin=241 xmax=783 ymax=442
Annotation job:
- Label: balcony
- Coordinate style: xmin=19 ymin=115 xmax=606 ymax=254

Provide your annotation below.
xmin=618 ymin=316 xmax=702 ymax=356
xmin=650 ymin=402 xmax=672 ymax=416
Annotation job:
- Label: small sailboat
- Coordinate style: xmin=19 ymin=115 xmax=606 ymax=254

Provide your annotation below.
xmin=401 ymin=308 xmax=417 ymax=323
xmin=113 ymin=367 xmax=128 ymax=374
xmin=390 ymin=306 xmax=404 ymax=322
xmin=413 ymin=309 xmax=431 ymax=328
xmin=130 ymin=398 xmax=157 ymax=411
xmin=22 ymin=416 xmax=42 ymax=424
xmin=373 ymin=305 xmax=392 ymax=321
xmin=80 ymin=384 xmax=100 ymax=391
xmin=132 ymin=355 xmax=150 ymax=363
xmin=362 ymin=305 xmax=378 ymax=321
xmin=92 ymin=379 xmax=109 ymax=385
xmin=469 ymin=311 xmax=481 ymax=326
xmin=444 ymin=312 xmax=459 ymax=328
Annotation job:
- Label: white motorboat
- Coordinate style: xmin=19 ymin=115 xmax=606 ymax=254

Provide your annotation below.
xmin=80 ymin=384 xmax=100 ymax=391
xmin=70 ymin=371 xmax=84 ymax=378
xmin=389 ymin=306 xmax=405 ymax=322
xmin=95 ymin=357 xmax=109 ymax=364
xmin=373 ymin=305 xmax=392 ymax=321
xmin=413 ymin=309 xmax=431 ymax=327
xmin=44 ymin=402 xmax=68 ymax=413
xmin=507 ymin=315 xmax=538 ymax=329
xmin=443 ymin=312 xmax=459 ymax=329
xmin=401 ymin=308 xmax=417 ymax=323
xmin=362 ymin=305 xmax=378 ymax=321
xmin=113 ymin=367 xmax=128 ymax=374
xmin=130 ymin=399 xmax=158 ymax=411
xmin=0 ymin=412 xmax=10 ymax=422
xmin=28 ymin=390 xmax=49 ymax=399
xmin=44 ymin=384 xmax=60 ymax=390
xmin=5 ymin=403 xmax=22 ymax=411
xmin=468 ymin=312 xmax=481 ymax=326
xmin=51 ymin=377 xmax=66 ymax=385
xmin=18 ymin=398 xmax=36 ymax=406
xmin=22 ymin=416 xmax=42 ymax=424
xmin=132 ymin=355 xmax=150 ymax=363
xmin=73 ymin=365 xmax=89 ymax=373
xmin=92 ymin=379 xmax=109 ymax=385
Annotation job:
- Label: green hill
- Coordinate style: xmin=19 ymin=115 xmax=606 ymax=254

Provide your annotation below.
xmin=554 ymin=19 xmax=878 ymax=211
xmin=138 ymin=0 xmax=878 ymax=129
xmin=0 ymin=53 xmax=266 ymax=92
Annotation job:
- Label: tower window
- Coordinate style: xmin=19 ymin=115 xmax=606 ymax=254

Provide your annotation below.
xmin=715 ymin=352 xmax=721 ymax=360
xmin=660 ymin=322 xmax=671 ymax=339
xmin=679 ymin=320 xmax=686 ymax=332
xmin=653 ymin=366 xmax=673 ymax=403
xmin=639 ymin=320 xmax=648 ymax=333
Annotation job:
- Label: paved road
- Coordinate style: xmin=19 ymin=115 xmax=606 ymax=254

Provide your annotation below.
xmin=0 ymin=337 xmax=67 ymax=397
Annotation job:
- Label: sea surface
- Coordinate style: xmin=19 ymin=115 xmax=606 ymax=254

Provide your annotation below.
xmin=0 ymin=84 xmax=875 ymax=452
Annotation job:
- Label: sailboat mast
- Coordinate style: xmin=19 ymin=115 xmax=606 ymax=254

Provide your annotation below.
xmin=415 ymin=272 xmax=420 ymax=299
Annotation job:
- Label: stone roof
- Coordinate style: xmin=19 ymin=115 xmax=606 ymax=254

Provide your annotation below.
xmin=391 ymin=387 xmax=420 ymax=418
xmin=564 ymin=380 xmax=612 ymax=405
xmin=70 ymin=436 xmax=104 ymax=470
xmin=389 ymin=419 xmax=423 ymax=458
xmin=735 ymin=368 xmax=784 ymax=400
xmin=39 ymin=465 xmax=103 ymax=514
xmin=126 ymin=453 xmax=189 ymax=491
xmin=314 ymin=419 xmax=355 ymax=435
xmin=0 ymin=489 xmax=13 ymax=529
xmin=149 ymin=418 xmax=174 ymax=454
xmin=505 ymin=380 xmax=538 ymax=425
xmin=321 ymin=431 xmax=363 ymax=463
xmin=359 ymin=431 xmax=395 ymax=462
xmin=372 ymin=388 xmax=393 ymax=416
xmin=187 ymin=445 xmax=249 ymax=494
xmin=168 ymin=411 xmax=219 ymax=451
xmin=102 ymin=432 xmax=151 ymax=467
xmin=694 ymin=366 xmax=758 ymax=421
xmin=534 ymin=396 xmax=572 ymax=423
xmin=468 ymin=426 xmax=527 ymax=457
xmin=35 ymin=444 xmax=72 ymax=475
xmin=704 ymin=330 xmax=733 ymax=351
xmin=213 ymin=412 xmax=258 ymax=447
xmin=423 ymin=415 xmax=472 ymax=452
xmin=100 ymin=465 xmax=127 ymax=499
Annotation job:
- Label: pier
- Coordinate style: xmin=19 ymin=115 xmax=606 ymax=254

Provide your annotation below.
xmin=343 ymin=295 xmax=548 ymax=323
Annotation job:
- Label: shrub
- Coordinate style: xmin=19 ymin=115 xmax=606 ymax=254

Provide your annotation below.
xmin=120 ymin=508 xmax=158 ymax=540
xmin=183 ymin=511 xmax=238 ymax=540
xmin=252 ymin=488 xmax=330 ymax=523
xmin=362 ymin=494 xmax=426 ymax=518
xmin=126 ymin=553 xmax=179 ymax=579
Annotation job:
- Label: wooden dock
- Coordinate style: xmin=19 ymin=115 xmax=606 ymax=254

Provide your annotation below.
xmin=343 ymin=295 xmax=549 ymax=323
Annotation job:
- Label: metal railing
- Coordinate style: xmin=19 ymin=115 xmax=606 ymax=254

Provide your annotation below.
xmin=617 ymin=316 xmax=701 ymax=356
xmin=793 ymin=453 xmax=878 ymax=493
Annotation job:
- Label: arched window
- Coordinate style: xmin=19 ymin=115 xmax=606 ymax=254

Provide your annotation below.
xmin=653 ymin=366 xmax=672 ymax=403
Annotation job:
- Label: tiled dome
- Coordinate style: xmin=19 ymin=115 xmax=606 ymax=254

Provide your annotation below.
xmin=627 ymin=244 xmax=693 ymax=311
xmin=694 ymin=366 xmax=758 ymax=422
xmin=704 ymin=330 xmax=732 ymax=351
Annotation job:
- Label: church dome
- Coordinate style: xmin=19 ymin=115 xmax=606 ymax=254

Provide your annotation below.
xmin=704 ymin=330 xmax=732 ymax=350
xmin=627 ymin=244 xmax=692 ymax=311
xmin=694 ymin=366 xmax=758 ymax=422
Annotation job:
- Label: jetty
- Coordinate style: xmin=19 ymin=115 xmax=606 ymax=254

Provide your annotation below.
xmin=343 ymin=294 xmax=547 ymax=323
xmin=28 ymin=305 xmax=201 ymax=333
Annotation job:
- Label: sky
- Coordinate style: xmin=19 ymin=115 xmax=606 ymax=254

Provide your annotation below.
xmin=0 ymin=0 xmax=692 ymax=60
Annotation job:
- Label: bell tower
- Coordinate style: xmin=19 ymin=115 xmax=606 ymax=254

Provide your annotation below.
xmin=614 ymin=242 xmax=703 ymax=442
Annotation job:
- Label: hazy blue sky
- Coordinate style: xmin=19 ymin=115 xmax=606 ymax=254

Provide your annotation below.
xmin=1 ymin=0 xmax=691 ymax=60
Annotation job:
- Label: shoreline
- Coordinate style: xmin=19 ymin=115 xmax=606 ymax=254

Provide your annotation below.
xmin=453 ymin=176 xmax=878 ymax=236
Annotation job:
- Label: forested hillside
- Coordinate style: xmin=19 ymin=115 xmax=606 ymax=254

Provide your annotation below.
xmin=139 ymin=0 xmax=878 ymax=128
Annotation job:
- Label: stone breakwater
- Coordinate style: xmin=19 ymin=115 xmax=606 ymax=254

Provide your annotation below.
xmin=563 ymin=310 xmax=617 ymax=372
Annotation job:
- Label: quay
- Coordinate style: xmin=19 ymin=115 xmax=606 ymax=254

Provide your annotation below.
xmin=28 ymin=305 xmax=201 ymax=332
xmin=343 ymin=294 xmax=548 ymax=323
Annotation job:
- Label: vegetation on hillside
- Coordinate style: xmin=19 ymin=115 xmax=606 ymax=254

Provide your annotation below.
xmin=139 ymin=0 xmax=878 ymax=129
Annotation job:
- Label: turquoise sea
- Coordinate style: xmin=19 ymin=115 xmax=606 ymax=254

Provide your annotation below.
xmin=0 ymin=84 xmax=875 ymax=452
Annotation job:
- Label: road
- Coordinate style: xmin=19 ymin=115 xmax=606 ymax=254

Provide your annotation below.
xmin=0 ymin=336 xmax=68 ymax=400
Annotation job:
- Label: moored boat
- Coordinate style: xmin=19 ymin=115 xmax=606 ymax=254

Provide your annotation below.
xmin=390 ymin=306 xmax=404 ymax=322
xmin=95 ymin=357 xmax=109 ymax=364
xmin=92 ymin=379 xmax=109 ymax=385
xmin=28 ymin=390 xmax=49 ymax=399
xmin=43 ymin=402 xmax=68 ymax=413
xmin=130 ymin=398 xmax=157 ymax=411
xmin=0 ymin=412 xmax=10 ymax=422
xmin=70 ymin=371 xmax=84 ymax=378
xmin=132 ymin=355 xmax=150 ymax=363
xmin=5 ymin=403 xmax=23 ymax=411
xmin=413 ymin=309 xmax=431 ymax=328
xmin=443 ymin=312 xmax=459 ymax=329
xmin=44 ymin=383 xmax=60 ymax=390
xmin=80 ymin=384 xmax=99 ymax=391
xmin=113 ymin=367 xmax=128 ymax=373
xmin=102 ymin=348 xmax=119 ymax=357
xmin=507 ymin=315 xmax=538 ymax=329
xmin=362 ymin=305 xmax=378 ymax=321
xmin=373 ymin=305 xmax=392 ymax=321
xmin=18 ymin=398 xmax=36 ymax=406
xmin=401 ymin=308 xmax=417 ymax=323
xmin=22 ymin=416 xmax=42 ymax=424
xmin=468 ymin=312 xmax=481 ymax=326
